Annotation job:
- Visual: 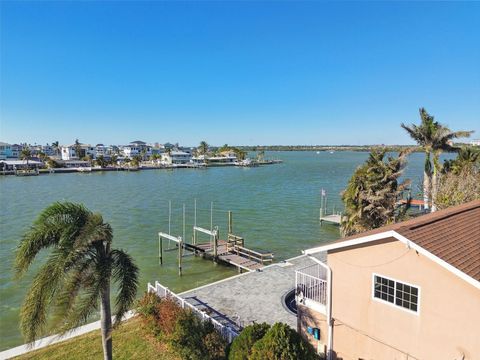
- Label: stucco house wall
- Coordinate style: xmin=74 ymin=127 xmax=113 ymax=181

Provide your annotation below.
xmin=326 ymin=238 xmax=480 ymax=360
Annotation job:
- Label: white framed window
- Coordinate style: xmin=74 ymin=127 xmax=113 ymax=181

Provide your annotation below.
xmin=372 ymin=274 xmax=420 ymax=314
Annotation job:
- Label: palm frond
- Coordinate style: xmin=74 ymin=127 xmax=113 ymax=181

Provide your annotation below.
xmin=111 ymin=249 xmax=139 ymax=326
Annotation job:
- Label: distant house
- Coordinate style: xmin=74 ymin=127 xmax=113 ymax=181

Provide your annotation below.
xmin=297 ymin=201 xmax=480 ymax=360
xmin=0 ymin=142 xmax=12 ymax=160
xmin=11 ymin=144 xmax=23 ymax=159
xmin=161 ymin=151 xmax=192 ymax=164
xmin=0 ymin=159 xmax=43 ymax=170
xmin=470 ymin=139 xmax=480 ymax=146
xmin=122 ymin=140 xmax=152 ymax=159
xmin=206 ymin=154 xmax=237 ymax=165
xmin=61 ymin=144 xmax=96 ymax=160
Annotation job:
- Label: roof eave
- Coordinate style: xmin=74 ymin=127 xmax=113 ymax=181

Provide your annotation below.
xmin=303 ymin=230 xmax=480 ymax=291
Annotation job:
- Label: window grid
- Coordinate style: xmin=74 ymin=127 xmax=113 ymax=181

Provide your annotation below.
xmin=373 ymin=275 xmax=419 ymax=313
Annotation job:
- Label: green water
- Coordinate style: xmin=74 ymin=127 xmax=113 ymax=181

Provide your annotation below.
xmin=0 ymin=151 xmax=449 ymax=350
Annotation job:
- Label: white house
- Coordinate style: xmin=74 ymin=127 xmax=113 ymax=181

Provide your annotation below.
xmin=61 ymin=144 xmax=96 ymax=160
xmin=470 ymin=139 xmax=480 ymax=146
xmin=161 ymin=151 xmax=192 ymax=164
xmin=122 ymin=141 xmax=152 ymax=159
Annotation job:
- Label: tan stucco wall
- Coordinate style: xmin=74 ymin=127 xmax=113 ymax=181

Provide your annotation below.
xmin=326 ymin=238 xmax=480 ymax=360
xmin=297 ymin=304 xmax=328 ymax=354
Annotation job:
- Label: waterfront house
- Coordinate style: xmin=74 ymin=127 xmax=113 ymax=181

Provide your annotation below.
xmin=61 ymin=144 xmax=96 ymax=160
xmin=296 ymin=200 xmax=480 ymax=360
xmin=122 ymin=140 xmax=152 ymax=159
xmin=11 ymin=144 xmax=23 ymax=159
xmin=0 ymin=159 xmax=43 ymax=170
xmin=0 ymin=142 xmax=12 ymax=160
xmin=161 ymin=150 xmax=192 ymax=164
xmin=202 ymin=154 xmax=237 ymax=165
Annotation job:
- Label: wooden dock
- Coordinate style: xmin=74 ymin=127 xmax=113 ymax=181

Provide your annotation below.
xmin=183 ymin=235 xmax=274 ymax=272
xmin=158 ymin=207 xmax=274 ymax=275
xmin=319 ymin=214 xmax=342 ymax=225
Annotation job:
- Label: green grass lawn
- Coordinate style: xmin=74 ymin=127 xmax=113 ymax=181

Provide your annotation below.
xmin=15 ymin=317 xmax=179 ymax=360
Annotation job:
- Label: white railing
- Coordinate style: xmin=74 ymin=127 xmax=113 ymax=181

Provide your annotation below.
xmin=147 ymin=281 xmax=239 ymax=343
xmin=295 ymin=264 xmax=328 ymax=306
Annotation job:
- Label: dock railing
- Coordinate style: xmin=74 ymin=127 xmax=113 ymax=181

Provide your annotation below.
xmin=147 ymin=281 xmax=239 ymax=343
xmin=231 ymin=245 xmax=274 ymax=265
xmin=295 ymin=263 xmax=328 ymax=306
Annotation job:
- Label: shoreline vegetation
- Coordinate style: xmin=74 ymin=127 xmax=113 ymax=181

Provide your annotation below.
xmin=237 ymin=143 xmax=473 ymax=152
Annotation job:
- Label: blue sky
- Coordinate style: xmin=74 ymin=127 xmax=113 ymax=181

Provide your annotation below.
xmin=1 ymin=1 xmax=479 ymax=146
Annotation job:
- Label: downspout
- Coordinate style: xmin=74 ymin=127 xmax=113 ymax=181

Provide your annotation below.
xmin=307 ymin=255 xmax=333 ymax=360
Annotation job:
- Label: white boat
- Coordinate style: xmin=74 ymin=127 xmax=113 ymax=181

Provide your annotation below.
xmin=235 ymin=159 xmax=257 ymax=167
xmin=77 ymin=167 xmax=92 ymax=172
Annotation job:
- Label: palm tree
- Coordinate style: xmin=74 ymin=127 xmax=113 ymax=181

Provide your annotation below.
xmin=443 ymin=147 xmax=480 ymax=175
xmin=74 ymin=139 xmax=83 ymax=159
xmin=401 ymin=108 xmax=473 ymax=211
xmin=52 ymin=141 xmax=60 ymax=156
xmin=20 ymin=147 xmax=32 ymax=166
xmin=15 ymin=202 xmax=138 ymax=360
xmin=110 ymin=154 xmax=118 ymax=167
xmin=96 ymin=155 xmax=108 ymax=168
xmin=198 ymin=141 xmax=209 ymax=155
xmin=341 ymin=149 xmax=411 ymax=237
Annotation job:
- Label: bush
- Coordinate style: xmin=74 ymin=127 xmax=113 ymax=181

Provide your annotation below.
xmin=157 ymin=298 xmax=183 ymax=337
xmin=204 ymin=330 xmax=228 ymax=360
xmin=136 ymin=291 xmax=163 ymax=336
xmin=228 ymin=323 xmax=270 ymax=360
xmin=249 ymin=323 xmax=317 ymax=360
xmin=169 ymin=309 xmax=228 ymax=360
xmin=137 ymin=292 xmax=228 ymax=359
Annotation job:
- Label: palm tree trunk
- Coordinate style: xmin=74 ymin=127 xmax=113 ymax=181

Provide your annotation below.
xmin=100 ymin=281 xmax=113 ymax=360
xmin=423 ymin=169 xmax=431 ymax=210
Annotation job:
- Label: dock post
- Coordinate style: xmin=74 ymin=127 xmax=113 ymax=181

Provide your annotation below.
xmin=213 ymin=228 xmax=218 ymax=263
xmin=178 ymin=236 xmax=183 ymax=276
xmin=228 ymin=211 xmax=233 ymax=234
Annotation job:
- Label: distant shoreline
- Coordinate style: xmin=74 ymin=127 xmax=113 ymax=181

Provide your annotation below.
xmin=241 ymin=145 xmax=420 ymax=152
xmin=240 ymin=144 xmax=473 ymax=152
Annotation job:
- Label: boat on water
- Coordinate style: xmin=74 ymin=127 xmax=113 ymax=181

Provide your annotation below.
xmin=77 ymin=167 xmax=92 ymax=173
xmin=235 ymin=158 xmax=257 ymax=167
xmin=329 ymin=151 xmax=335 ymax=154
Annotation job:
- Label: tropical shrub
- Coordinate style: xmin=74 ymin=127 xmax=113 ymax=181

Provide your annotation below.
xmin=435 ymin=167 xmax=480 ymax=210
xmin=341 ymin=148 xmax=411 ymax=236
xmin=136 ymin=291 xmax=163 ymax=336
xmin=228 ymin=323 xmax=270 ymax=360
xmin=137 ymin=292 xmax=228 ymax=359
xmin=249 ymin=323 xmax=317 ymax=360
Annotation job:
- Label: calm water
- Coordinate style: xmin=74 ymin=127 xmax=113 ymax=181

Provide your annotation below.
xmin=0 ymin=151 xmax=450 ymax=350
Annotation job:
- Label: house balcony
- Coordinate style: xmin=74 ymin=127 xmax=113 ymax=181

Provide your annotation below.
xmin=295 ymin=263 xmax=328 ymax=314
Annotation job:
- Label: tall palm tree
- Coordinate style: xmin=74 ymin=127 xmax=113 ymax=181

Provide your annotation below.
xmin=52 ymin=141 xmax=60 ymax=156
xmin=74 ymin=139 xmax=82 ymax=159
xmin=341 ymin=149 xmax=411 ymax=237
xmin=15 ymin=202 xmax=138 ymax=360
xmin=20 ymin=147 xmax=32 ymax=166
xmin=198 ymin=141 xmax=209 ymax=155
xmin=401 ymin=108 xmax=473 ymax=211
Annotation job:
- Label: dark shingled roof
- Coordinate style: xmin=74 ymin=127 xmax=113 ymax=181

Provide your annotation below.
xmin=332 ymin=200 xmax=480 ymax=282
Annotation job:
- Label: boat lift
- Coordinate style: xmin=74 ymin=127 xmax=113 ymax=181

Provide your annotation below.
xmin=158 ymin=200 xmax=274 ymax=275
